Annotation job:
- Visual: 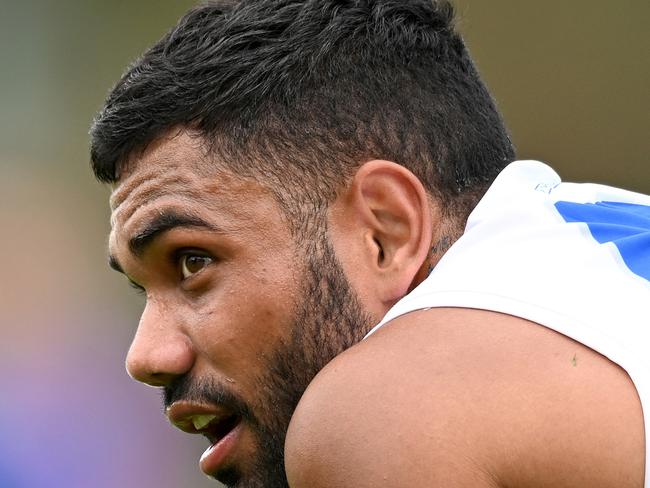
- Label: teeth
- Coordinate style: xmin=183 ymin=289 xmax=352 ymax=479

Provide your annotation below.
xmin=192 ymin=414 xmax=217 ymax=431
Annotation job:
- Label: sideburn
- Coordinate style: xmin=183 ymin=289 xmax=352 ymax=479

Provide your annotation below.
xmin=248 ymin=224 xmax=373 ymax=488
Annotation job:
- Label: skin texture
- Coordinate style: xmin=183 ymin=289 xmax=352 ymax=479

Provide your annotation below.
xmin=285 ymin=309 xmax=645 ymax=488
xmin=109 ymin=130 xmax=645 ymax=487
xmin=110 ymin=132 xmax=304 ymax=486
xmin=109 ymin=130 xmax=379 ymax=488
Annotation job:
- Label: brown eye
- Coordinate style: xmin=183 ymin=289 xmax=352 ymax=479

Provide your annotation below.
xmin=180 ymin=253 xmax=212 ymax=279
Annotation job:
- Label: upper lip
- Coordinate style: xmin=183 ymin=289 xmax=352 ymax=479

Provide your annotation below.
xmin=166 ymin=401 xmax=238 ymax=438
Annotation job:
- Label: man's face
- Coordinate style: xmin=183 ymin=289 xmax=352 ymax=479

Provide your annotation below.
xmin=108 ymin=132 xmax=372 ymax=487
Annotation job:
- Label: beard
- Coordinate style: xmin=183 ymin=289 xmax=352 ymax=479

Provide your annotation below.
xmin=164 ymin=229 xmax=374 ymax=488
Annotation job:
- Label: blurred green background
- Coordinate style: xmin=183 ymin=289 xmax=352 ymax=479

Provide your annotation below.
xmin=0 ymin=1 xmax=647 ymax=487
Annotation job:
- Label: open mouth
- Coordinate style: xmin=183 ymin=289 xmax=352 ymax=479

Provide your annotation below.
xmin=168 ymin=407 xmax=241 ymax=441
xmin=167 ymin=402 xmax=246 ymax=475
xmin=200 ymin=414 xmax=241 ymax=445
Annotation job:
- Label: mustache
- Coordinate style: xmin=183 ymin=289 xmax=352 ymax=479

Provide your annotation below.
xmin=163 ymin=375 xmax=257 ymax=426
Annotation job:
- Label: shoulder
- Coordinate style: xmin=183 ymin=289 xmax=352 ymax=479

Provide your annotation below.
xmin=285 ymin=308 xmax=644 ymax=488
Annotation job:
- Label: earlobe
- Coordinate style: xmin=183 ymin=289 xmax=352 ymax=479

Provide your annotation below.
xmin=351 ymin=160 xmax=434 ymax=302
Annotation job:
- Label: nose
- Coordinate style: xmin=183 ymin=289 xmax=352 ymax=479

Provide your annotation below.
xmin=125 ymin=298 xmax=195 ymax=387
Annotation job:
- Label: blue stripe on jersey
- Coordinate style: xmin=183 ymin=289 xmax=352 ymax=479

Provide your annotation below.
xmin=555 ymin=201 xmax=650 ymax=282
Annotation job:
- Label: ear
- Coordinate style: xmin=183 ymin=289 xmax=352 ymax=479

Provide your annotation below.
xmin=331 ymin=160 xmax=435 ymax=305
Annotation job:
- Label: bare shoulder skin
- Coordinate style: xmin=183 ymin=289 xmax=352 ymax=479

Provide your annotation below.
xmin=285 ymin=307 xmax=645 ymax=488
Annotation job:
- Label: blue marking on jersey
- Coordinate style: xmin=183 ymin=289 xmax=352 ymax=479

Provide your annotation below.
xmin=555 ymin=201 xmax=650 ymax=282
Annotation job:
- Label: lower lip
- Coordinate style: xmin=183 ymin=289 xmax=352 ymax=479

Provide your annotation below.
xmin=199 ymin=422 xmax=242 ymax=476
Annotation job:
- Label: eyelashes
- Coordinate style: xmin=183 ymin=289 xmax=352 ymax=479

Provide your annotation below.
xmin=124 ymin=248 xmax=215 ymax=296
xmin=128 ymin=279 xmax=146 ymax=296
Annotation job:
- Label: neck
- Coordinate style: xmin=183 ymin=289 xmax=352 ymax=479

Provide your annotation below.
xmin=409 ymin=214 xmax=465 ymax=293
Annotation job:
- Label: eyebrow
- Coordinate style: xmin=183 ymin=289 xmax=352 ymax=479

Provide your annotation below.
xmin=128 ymin=210 xmax=218 ymax=257
xmin=108 ymin=210 xmax=219 ymax=273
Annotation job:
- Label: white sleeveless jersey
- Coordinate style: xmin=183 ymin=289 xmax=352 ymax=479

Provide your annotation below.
xmin=366 ymin=160 xmax=650 ymax=485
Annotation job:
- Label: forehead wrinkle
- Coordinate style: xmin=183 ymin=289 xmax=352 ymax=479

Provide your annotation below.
xmin=110 ymin=173 xmax=203 ymax=230
xmin=109 ymin=129 xmax=211 ymax=209
xmin=110 ymin=168 xmax=195 ymax=209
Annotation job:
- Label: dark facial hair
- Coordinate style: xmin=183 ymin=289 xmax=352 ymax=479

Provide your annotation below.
xmin=165 ymin=232 xmax=373 ymax=488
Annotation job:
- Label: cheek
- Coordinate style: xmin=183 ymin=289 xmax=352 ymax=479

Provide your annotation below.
xmin=189 ymin=270 xmax=299 ymax=367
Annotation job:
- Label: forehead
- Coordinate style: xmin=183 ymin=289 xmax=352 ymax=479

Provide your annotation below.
xmin=108 ymin=130 xmax=277 ymax=253
xmin=110 ymin=131 xmax=208 ymax=212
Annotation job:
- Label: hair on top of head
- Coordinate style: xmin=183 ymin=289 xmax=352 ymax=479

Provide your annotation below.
xmin=91 ymin=0 xmax=515 ymax=224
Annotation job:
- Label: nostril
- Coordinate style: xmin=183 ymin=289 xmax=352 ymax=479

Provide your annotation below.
xmin=147 ymin=372 xmax=178 ymax=387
